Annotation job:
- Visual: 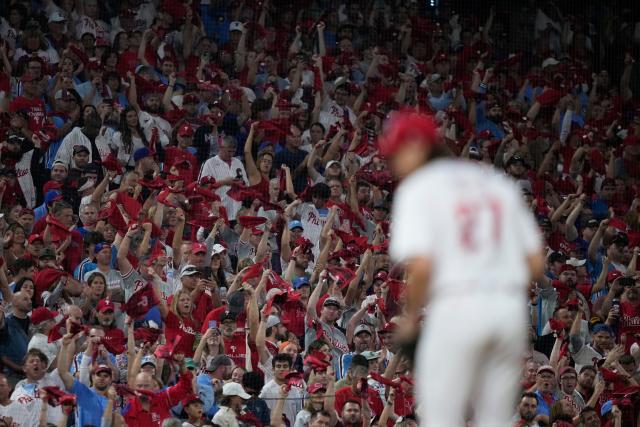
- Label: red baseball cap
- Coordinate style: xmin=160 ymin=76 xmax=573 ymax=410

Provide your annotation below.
xmin=30 ymin=307 xmax=58 ymax=325
xmin=307 ymin=383 xmax=327 ymax=394
xmin=92 ymin=364 xmax=112 ymax=375
xmin=28 ymin=234 xmax=44 ymax=245
xmin=192 ymin=242 xmax=207 ymax=254
xmin=96 ymin=299 xmax=115 ymax=313
xmin=607 ymin=270 xmax=622 ymax=283
xmin=177 ymin=124 xmax=194 ymax=137
xmin=181 ymin=393 xmax=203 ymax=407
xmin=182 ymin=93 xmax=199 ymax=105
xmin=378 ymin=111 xmax=439 ymax=157
xmin=380 ymin=322 xmax=397 ymax=333
xmin=559 ymin=264 xmax=576 ymax=274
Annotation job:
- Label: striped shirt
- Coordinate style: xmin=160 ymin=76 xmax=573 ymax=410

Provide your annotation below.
xmin=198 ymin=155 xmax=248 ymax=221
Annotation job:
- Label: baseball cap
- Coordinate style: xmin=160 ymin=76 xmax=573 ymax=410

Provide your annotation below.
xmin=141 ymin=355 xmax=157 ymax=368
xmin=220 ymin=311 xmax=238 ymax=323
xmin=558 ymin=366 xmax=577 ymax=378
xmin=600 ymin=400 xmax=613 ymax=416
xmin=607 ymin=270 xmax=622 ymax=283
xmin=542 ymin=57 xmax=560 ymax=69
xmin=207 ymin=355 xmax=232 ymax=372
xmin=547 ymin=252 xmax=567 ymax=264
xmin=293 ymin=277 xmax=310 ymax=289
xmin=373 ymin=201 xmax=389 ymax=211
xmin=133 ymin=147 xmax=152 ymax=163
xmin=7 ymin=134 xmax=25 ymax=144
xmin=229 ymin=21 xmax=244 ymax=32
xmin=266 ymin=315 xmax=281 ymax=329
xmin=326 ymin=160 xmax=342 ymax=169
xmin=211 ymin=244 xmax=226 ymax=255
xmin=73 ymin=145 xmax=90 ymax=155
xmin=30 ymin=307 xmax=58 ymax=325
xmin=96 ymin=298 xmax=115 ymax=313
xmin=180 ymin=264 xmax=200 ymax=278
xmin=177 ymin=124 xmax=194 ymax=137
xmin=184 ymin=358 xmax=198 ymax=370
xmin=428 ymin=73 xmax=442 ymax=83
xmin=222 ymin=382 xmax=251 ymax=399
xmin=592 ymin=324 xmax=613 ymax=335
xmin=28 ymin=234 xmax=44 ymax=245
xmin=307 ymin=383 xmax=327 ymax=394
xmin=354 ymin=324 xmax=372 ymax=336
xmin=94 ymin=242 xmax=111 ymax=255
xmin=182 ymin=93 xmax=199 ymax=105
xmin=537 ymin=365 xmax=555 ymax=376
xmin=48 ymin=11 xmax=67 ymax=23
xmin=288 ymin=220 xmax=304 ymax=231
xmin=378 ymin=111 xmax=439 ymax=157
xmin=566 ymin=257 xmax=586 ymax=267
xmin=506 ymin=155 xmax=526 ymax=167
xmin=181 ymin=393 xmax=203 ymax=407
xmin=192 ymin=243 xmax=207 ymax=254
xmin=361 ymin=350 xmax=382 ymax=361
xmin=92 ymin=364 xmax=112 ymax=375
xmin=323 ymin=297 xmax=342 ymax=309
xmin=380 ymin=322 xmax=397 ymax=333
xmin=44 ymin=189 xmax=63 ymax=204
xmin=54 ymin=89 xmax=75 ymax=100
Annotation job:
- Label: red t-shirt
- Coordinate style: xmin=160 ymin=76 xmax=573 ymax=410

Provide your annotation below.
xmin=168 ymin=292 xmax=213 ymax=327
xmin=164 ymin=312 xmax=199 ymax=357
xmin=123 ymin=371 xmax=193 ymax=426
xmin=223 ymin=332 xmax=247 ymax=368
xmin=9 ymin=96 xmax=46 ymax=132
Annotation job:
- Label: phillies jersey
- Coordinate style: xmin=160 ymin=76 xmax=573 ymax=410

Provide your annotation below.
xmin=390 ymin=159 xmax=541 ymax=297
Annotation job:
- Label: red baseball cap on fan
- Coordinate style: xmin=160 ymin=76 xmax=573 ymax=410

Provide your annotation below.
xmin=378 ymin=111 xmax=439 ymax=156
xmin=177 ymin=124 xmax=194 ymax=137
xmin=31 ymin=307 xmax=58 ymax=325
xmin=192 ymin=243 xmax=207 ymax=254
xmin=96 ymin=299 xmax=115 ymax=313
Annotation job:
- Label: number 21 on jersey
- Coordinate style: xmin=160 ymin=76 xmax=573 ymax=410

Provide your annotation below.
xmin=455 ymin=198 xmax=503 ymax=251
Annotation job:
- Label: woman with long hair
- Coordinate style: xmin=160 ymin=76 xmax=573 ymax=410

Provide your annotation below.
xmin=111 ymin=106 xmax=148 ymax=168
xmin=158 ymin=288 xmax=199 ymax=358
xmin=193 ymin=324 xmax=225 ymax=371
xmin=4 ymin=223 xmax=27 ymax=259
xmin=79 ymin=270 xmax=108 ymax=322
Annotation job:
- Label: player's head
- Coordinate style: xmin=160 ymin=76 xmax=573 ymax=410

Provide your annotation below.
xmin=378 ymin=111 xmax=446 ymax=179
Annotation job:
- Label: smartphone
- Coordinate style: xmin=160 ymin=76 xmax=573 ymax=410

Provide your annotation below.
xmin=235 ymin=169 xmax=243 ymax=180
xmin=208 ymin=320 xmax=218 ymax=330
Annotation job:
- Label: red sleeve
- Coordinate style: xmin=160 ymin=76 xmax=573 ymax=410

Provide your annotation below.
xmin=160 ymin=370 xmax=194 ymax=407
xmin=192 ymin=292 xmax=212 ymax=327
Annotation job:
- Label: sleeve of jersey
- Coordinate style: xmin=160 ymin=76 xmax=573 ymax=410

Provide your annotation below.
xmin=389 ymin=178 xmax=433 ymax=261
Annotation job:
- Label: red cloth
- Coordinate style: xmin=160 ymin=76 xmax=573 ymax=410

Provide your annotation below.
xmin=123 ymin=283 xmax=158 ymax=319
xmin=123 ymin=371 xmax=193 ymax=427
xmin=9 ymin=96 xmax=47 ymax=132
xmin=163 ymin=147 xmax=199 ymax=182
xmin=164 ymin=312 xmax=199 ymax=358
xmin=334 ymin=386 xmax=384 ymax=418
xmin=279 ymin=300 xmax=306 ymax=337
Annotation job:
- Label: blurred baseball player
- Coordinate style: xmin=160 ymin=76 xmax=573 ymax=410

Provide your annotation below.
xmin=382 ymin=111 xmax=544 ymax=426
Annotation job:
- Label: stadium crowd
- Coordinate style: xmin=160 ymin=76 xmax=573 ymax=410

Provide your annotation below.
xmin=0 ymin=0 xmax=638 ymax=426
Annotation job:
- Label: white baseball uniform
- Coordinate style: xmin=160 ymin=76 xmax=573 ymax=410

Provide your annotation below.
xmin=390 ymin=159 xmax=541 ymax=427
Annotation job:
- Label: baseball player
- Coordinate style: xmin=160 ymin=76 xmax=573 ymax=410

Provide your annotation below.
xmin=382 ymin=111 xmax=544 ymax=426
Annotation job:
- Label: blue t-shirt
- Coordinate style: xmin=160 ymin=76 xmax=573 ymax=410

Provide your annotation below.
xmin=71 ymin=380 xmax=109 ymax=427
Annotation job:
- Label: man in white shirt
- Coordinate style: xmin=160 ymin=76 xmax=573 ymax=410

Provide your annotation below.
xmin=259 ymin=354 xmax=304 ymax=425
xmin=0 ymin=373 xmax=40 ymax=427
xmin=27 ymin=308 xmax=61 ymax=369
xmin=10 ymin=349 xmax=65 ymax=426
xmin=319 ymin=83 xmax=356 ymax=130
xmin=199 ymin=136 xmax=248 ymax=221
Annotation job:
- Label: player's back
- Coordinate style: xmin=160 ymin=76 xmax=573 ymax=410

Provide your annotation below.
xmin=391 ymin=159 xmax=540 ymax=297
